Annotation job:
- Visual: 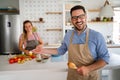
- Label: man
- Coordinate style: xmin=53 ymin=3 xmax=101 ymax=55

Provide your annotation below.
xmin=41 ymin=5 xmax=109 ymax=80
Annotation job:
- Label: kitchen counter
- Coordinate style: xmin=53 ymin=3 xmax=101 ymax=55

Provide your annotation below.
xmin=0 ymin=56 xmax=67 ymax=71
xmin=43 ymin=44 xmax=120 ymax=49
xmin=102 ymin=53 xmax=120 ymax=80
xmin=0 ymin=53 xmax=120 ymax=80
xmin=43 ymin=44 xmax=61 ymax=48
xmin=0 ymin=55 xmax=67 ymax=80
xmin=107 ymin=44 xmax=120 ymax=48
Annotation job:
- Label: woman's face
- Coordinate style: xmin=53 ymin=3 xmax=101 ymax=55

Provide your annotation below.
xmin=71 ymin=9 xmax=87 ymax=31
xmin=24 ymin=22 xmax=33 ymax=32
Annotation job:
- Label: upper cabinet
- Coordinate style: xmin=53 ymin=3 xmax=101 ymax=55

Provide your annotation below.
xmin=0 ymin=0 xmax=19 ymax=14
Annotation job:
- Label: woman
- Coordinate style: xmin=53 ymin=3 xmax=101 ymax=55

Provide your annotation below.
xmin=19 ymin=20 xmax=43 ymax=55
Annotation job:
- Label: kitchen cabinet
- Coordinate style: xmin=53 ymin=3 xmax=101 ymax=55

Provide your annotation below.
xmin=0 ymin=0 xmax=19 ymax=11
xmin=0 ymin=10 xmax=19 ymax=14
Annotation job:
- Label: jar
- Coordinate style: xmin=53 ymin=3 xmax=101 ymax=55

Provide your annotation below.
xmin=36 ymin=54 xmax=42 ymax=62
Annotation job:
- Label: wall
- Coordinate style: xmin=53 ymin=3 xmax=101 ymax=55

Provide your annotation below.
xmin=87 ymin=9 xmax=114 ymax=41
xmin=88 ymin=22 xmax=114 ymax=41
xmin=19 ymin=0 xmax=63 ymax=44
xmin=19 ymin=0 xmax=114 ymax=44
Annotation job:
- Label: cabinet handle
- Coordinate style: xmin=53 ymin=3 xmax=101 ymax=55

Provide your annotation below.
xmin=8 ymin=22 xmax=11 ymax=27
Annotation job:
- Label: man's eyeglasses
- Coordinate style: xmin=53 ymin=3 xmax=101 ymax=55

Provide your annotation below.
xmin=72 ymin=14 xmax=86 ymax=21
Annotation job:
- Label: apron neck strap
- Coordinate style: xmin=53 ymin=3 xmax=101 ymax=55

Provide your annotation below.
xmin=27 ymin=33 xmax=36 ymax=40
xmin=85 ymin=28 xmax=89 ymax=44
xmin=70 ymin=32 xmax=74 ymax=43
xmin=70 ymin=28 xmax=89 ymax=44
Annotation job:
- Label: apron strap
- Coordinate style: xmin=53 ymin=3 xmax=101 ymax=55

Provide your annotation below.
xmin=70 ymin=28 xmax=90 ymax=44
xmin=85 ymin=28 xmax=89 ymax=44
xmin=70 ymin=31 xmax=74 ymax=43
xmin=26 ymin=33 xmax=37 ymax=41
xmin=33 ymin=33 xmax=37 ymax=40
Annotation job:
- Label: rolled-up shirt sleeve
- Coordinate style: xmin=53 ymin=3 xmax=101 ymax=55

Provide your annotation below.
xmin=96 ymin=33 xmax=110 ymax=64
xmin=57 ymin=31 xmax=72 ymax=55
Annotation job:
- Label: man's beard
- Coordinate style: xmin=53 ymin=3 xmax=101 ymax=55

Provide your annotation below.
xmin=74 ymin=24 xmax=85 ymax=31
xmin=74 ymin=26 xmax=82 ymax=31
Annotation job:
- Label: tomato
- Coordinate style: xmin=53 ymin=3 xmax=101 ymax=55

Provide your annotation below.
xmin=20 ymin=56 xmax=25 ymax=60
xmin=14 ymin=58 xmax=18 ymax=62
xmin=30 ymin=55 xmax=36 ymax=59
xmin=9 ymin=58 xmax=15 ymax=64
xmin=17 ymin=58 xmax=22 ymax=61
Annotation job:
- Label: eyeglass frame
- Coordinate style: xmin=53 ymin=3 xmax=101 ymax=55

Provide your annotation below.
xmin=71 ymin=14 xmax=86 ymax=21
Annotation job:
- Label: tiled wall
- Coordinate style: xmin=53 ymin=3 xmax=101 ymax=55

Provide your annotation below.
xmin=19 ymin=0 xmax=63 ymax=44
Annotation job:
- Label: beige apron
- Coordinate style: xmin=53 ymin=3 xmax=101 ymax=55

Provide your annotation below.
xmin=67 ymin=29 xmax=99 ymax=80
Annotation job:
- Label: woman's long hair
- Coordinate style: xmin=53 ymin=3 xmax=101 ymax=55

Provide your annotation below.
xmin=23 ymin=20 xmax=33 ymax=40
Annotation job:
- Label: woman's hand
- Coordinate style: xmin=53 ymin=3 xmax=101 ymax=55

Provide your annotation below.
xmin=36 ymin=45 xmax=43 ymax=50
xmin=24 ymin=50 xmax=30 ymax=55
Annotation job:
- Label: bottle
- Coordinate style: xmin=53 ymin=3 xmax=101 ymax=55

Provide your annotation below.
xmin=106 ymin=35 xmax=111 ymax=44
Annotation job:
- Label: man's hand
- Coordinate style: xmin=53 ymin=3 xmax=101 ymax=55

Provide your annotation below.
xmin=77 ymin=66 xmax=90 ymax=76
xmin=31 ymin=45 xmax=43 ymax=54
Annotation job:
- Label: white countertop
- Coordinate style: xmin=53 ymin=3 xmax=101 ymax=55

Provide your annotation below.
xmin=103 ymin=53 xmax=120 ymax=70
xmin=44 ymin=44 xmax=120 ymax=48
xmin=0 ymin=55 xmax=67 ymax=71
xmin=0 ymin=53 xmax=120 ymax=80
xmin=0 ymin=55 xmax=67 ymax=80
xmin=0 ymin=53 xmax=120 ymax=71
xmin=43 ymin=44 xmax=120 ymax=48
xmin=43 ymin=44 xmax=61 ymax=48
xmin=107 ymin=44 xmax=120 ymax=48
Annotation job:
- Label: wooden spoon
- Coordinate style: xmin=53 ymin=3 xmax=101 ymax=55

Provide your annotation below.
xmin=68 ymin=62 xmax=77 ymax=69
